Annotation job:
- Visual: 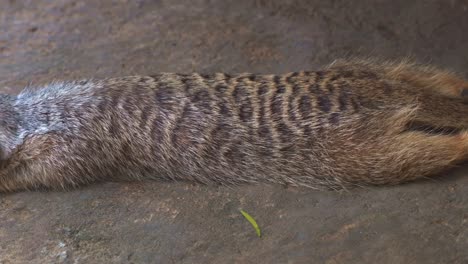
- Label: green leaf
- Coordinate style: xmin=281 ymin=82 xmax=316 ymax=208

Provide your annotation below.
xmin=240 ymin=209 xmax=261 ymax=237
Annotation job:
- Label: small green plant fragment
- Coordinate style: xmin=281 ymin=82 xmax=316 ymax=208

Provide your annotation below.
xmin=240 ymin=210 xmax=261 ymax=237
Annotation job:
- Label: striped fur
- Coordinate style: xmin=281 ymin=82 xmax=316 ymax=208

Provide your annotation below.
xmin=0 ymin=59 xmax=468 ymax=191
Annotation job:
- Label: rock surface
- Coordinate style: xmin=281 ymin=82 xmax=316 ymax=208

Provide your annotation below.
xmin=0 ymin=0 xmax=467 ymax=263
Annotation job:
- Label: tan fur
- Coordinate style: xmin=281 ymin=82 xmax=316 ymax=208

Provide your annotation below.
xmin=0 ymin=59 xmax=468 ymax=192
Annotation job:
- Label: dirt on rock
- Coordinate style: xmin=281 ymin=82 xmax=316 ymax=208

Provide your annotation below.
xmin=0 ymin=1 xmax=467 ymax=263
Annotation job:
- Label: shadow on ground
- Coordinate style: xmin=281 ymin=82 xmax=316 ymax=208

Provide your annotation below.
xmin=0 ymin=1 xmax=467 ymax=263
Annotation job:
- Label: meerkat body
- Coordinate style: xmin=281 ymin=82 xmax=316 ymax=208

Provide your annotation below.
xmin=0 ymin=59 xmax=468 ymax=192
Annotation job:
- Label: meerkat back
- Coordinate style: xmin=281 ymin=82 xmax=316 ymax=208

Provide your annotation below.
xmin=0 ymin=59 xmax=467 ymax=192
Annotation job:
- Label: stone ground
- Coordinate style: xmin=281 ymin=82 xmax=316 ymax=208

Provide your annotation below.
xmin=0 ymin=0 xmax=467 ymax=263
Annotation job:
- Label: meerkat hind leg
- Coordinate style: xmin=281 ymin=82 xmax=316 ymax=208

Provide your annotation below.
xmin=388 ymin=96 xmax=468 ymax=183
xmin=333 ymin=107 xmax=468 ymax=186
xmin=384 ymin=61 xmax=468 ymax=98
xmin=381 ymin=131 xmax=468 ymax=184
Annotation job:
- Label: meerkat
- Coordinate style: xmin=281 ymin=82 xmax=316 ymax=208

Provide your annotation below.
xmin=0 ymin=59 xmax=467 ymax=192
